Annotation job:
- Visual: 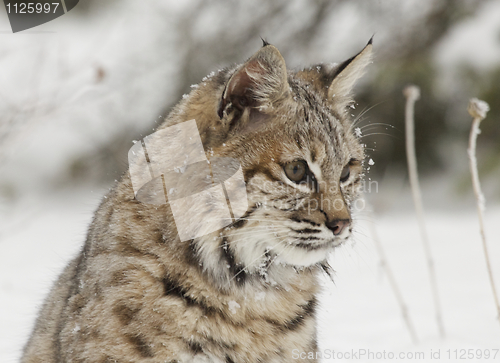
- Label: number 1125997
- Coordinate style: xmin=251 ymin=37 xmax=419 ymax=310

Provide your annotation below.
xmin=6 ymin=2 xmax=59 ymax=14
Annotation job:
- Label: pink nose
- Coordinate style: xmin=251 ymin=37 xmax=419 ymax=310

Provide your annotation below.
xmin=326 ymin=219 xmax=350 ymax=236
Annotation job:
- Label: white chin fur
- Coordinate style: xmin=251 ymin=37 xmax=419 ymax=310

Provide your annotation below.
xmin=273 ymin=243 xmax=333 ymax=267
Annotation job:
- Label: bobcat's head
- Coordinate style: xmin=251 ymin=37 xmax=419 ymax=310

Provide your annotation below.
xmin=167 ymin=40 xmax=372 ymax=286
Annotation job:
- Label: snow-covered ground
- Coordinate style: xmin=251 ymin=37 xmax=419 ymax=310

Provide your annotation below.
xmin=1 ymin=187 xmax=499 ymax=362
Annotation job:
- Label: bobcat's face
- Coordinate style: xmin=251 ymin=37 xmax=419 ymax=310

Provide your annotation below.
xmin=175 ymin=40 xmax=372 ymax=282
xmin=214 ymin=80 xmax=365 ymax=269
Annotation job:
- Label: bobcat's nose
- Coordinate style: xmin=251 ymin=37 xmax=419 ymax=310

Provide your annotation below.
xmin=326 ymin=219 xmax=350 ymax=237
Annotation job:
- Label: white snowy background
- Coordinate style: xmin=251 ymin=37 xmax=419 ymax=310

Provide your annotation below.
xmin=1 ymin=1 xmax=500 ymax=362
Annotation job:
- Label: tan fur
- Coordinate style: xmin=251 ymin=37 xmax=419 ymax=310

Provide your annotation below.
xmin=22 ymin=41 xmax=372 ymax=363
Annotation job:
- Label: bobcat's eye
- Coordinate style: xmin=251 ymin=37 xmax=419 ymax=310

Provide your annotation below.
xmin=284 ymin=160 xmax=307 ymax=183
xmin=340 ymin=164 xmax=350 ymax=183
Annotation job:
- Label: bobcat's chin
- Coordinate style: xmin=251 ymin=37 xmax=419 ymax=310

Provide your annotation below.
xmin=275 ymin=247 xmax=333 ymax=267
xmin=272 ymin=234 xmax=350 ymax=267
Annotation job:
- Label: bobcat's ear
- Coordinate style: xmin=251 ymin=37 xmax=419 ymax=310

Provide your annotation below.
xmin=218 ymin=44 xmax=288 ymax=121
xmin=327 ymin=38 xmax=373 ymax=114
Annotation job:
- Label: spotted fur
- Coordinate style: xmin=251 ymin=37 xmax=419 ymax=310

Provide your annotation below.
xmin=22 ymin=40 xmax=372 ymax=363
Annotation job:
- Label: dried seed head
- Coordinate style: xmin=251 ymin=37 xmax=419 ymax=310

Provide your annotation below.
xmin=403 ymin=85 xmax=420 ymax=101
xmin=468 ymin=98 xmax=490 ymax=120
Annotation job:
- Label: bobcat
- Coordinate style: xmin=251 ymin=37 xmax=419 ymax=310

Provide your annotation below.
xmin=22 ymin=39 xmax=372 ymax=363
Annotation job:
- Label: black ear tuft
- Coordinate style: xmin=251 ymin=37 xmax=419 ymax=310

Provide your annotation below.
xmin=367 ymin=34 xmax=374 ymax=46
xmin=261 ymin=37 xmax=271 ymax=47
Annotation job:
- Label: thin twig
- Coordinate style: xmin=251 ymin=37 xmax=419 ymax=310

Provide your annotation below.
xmin=467 ymin=98 xmax=500 ymax=324
xmin=403 ymin=85 xmax=445 ymax=338
xmin=365 ymin=201 xmax=418 ymax=344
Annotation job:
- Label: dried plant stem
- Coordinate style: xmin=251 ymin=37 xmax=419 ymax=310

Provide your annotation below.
xmin=403 ymin=85 xmax=445 ymax=338
xmin=467 ymin=98 xmax=500 ymax=324
xmin=366 ymin=202 xmax=418 ymax=343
